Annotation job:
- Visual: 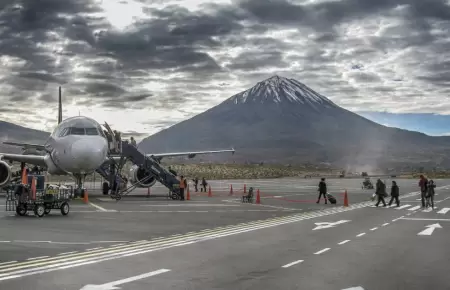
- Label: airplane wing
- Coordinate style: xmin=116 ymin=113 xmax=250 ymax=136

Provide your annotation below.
xmin=2 ymin=142 xmax=46 ymax=151
xmin=149 ymin=148 xmax=235 ymax=159
xmin=108 ymin=148 xmax=235 ymax=163
xmin=0 ymin=153 xmax=47 ymax=167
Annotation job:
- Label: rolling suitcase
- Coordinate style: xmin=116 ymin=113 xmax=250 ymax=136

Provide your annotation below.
xmin=326 ymin=193 xmax=337 ymax=204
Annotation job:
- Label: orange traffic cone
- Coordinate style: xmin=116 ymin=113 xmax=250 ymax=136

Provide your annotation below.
xmin=31 ymin=177 xmax=37 ymax=200
xmin=256 ymin=189 xmax=261 ymax=204
xmin=21 ymin=167 xmax=28 ymax=185
xmin=229 ymin=184 xmax=233 ymax=195
xmin=344 ymin=190 xmax=349 ymax=207
xmin=208 ymin=185 xmax=212 ymax=197
xmin=244 ymin=184 xmax=246 ymax=193
xmin=83 ymin=189 xmax=89 ymax=204
xmin=187 ymin=185 xmax=191 ymax=201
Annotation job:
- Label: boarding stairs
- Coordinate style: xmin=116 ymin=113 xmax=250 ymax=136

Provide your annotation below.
xmin=118 ymin=140 xmax=181 ymax=199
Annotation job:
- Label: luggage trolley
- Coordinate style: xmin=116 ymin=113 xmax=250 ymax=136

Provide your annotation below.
xmin=5 ymin=176 xmax=73 ymax=217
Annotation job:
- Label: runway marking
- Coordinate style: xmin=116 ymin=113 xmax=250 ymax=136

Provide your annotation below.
xmin=0 ymin=202 xmax=381 ymax=281
xmin=139 ymin=204 xmax=241 ymax=207
xmin=0 ymin=261 xmax=17 ymax=266
xmin=314 ymin=248 xmax=330 ymax=255
xmin=370 ymin=227 xmax=378 ymax=231
xmin=356 ymin=233 xmax=366 ymax=237
xmin=26 ymin=256 xmax=49 ymax=261
xmin=409 ymin=206 xmax=421 ymax=211
xmin=282 ymin=260 xmax=304 ymax=268
xmin=382 ymin=223 xmax=389 ymax=226
xmin=58 ymin=252 xmax=78 ymax=256
xmin=88 ymin=202 xmax=108 ymax=212
xmin=338 ymin=240 xmax=350 ymax=245
xmin=86 ymin=247 xmax=103 ymax=251
xmin=400 ymin=218 xmax=450 ymax=222
xmin=438 ymin=208 xmax=450 ymax=214
xmin=0 ymin=241 xmax=10 ymax=243
xmin=396 ymin=204 xmax=412 ymax=210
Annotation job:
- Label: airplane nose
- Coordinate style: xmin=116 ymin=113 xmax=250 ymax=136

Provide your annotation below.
xmin=71 ymin=138 xmax=107 ymax=171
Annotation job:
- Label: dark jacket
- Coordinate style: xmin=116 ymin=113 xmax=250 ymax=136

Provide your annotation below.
xmin=390 ymin=185 xmax=399 ymax=197
xmin=318 ymin=181 xmax=327 ymax=193
xmin=427 ymin=183 xmax=436 ymax=196
xmin=376 ymin=181 xmax=386 ymax=196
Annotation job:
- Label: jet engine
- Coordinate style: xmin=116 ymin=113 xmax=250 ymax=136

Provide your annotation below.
xmin=129 ymin=165 xmax=157 ymax=188
xmin=0 ymin=160 xmax=12 ymax=187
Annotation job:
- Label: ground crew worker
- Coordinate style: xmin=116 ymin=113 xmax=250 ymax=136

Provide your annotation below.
xmin=192 ymin=177 xmax=199 ymax=192
xmin=130 ymin=136 xmax=137 ymax=147
xmin=419 ymin=175 xmax=428 ymax=208
xmin=375 ymin=179 xmax=387 ymax=207
xmin=426 ymin=179 xmax=436 ymax=209
xmin=201 ymin=177 xmax=207 ymax=192
xmin=317 ymin=178 xmax=327 ymax=204
xmin=388 ymin=180 xmax=400 ymax=207
xmin=179 ymin=175 xmax=187 ymax=200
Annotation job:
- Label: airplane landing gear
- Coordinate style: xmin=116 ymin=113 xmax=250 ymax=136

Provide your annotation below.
xmin=73 ymin=174 xmax=87 ymax=198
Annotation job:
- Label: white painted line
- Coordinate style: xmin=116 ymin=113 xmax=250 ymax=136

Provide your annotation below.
xmin=86 ymin=247 xmax=103 ymax=251
xmin=140 ymin=204 xmax=240 ymax=207
xmin=314 ymin=248 xmax=330 ymax=255
xmin=438 ymin=208 xmax=450 ymax=214
xmin=94 ymin=241 xmax=129 ymax=243
xmin=409 ymin=206 xmax=421 ymax=211
xmin=382 ymin=223 xmax=389 ymax=226
xmin=282 ymin=260 xmax=304 ymax=268
xmin=356 ymin=233 xmax=366 ymax=237
xmin=0 ymin=261 xmax=17 ymax=266
xmin=396 ymin=204 xmax=412 ymax=210
xmin=370 ymin=227 xmax=378 ymax=231
xmin=27 ymin=256 xmax=49 ymax=261
xmin=89 ymin=202 xmax=108 ymax=212
xmin=342 ymin=287 xmax=365 ymax=290
xmin=57 ymin=251 xmax=78 ymax=256
xmin=338 ymin=240 xmax=350 ymax=245
xmin=400 ymin=218 xmax=450 ymax=221
xmin=0 ymin=241 xmax=10 ymax=243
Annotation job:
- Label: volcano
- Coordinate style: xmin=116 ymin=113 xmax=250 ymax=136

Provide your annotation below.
xmin=140 ymin=75 xmax=450 ymax=168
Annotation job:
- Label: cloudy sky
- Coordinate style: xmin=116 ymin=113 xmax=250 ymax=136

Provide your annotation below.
xmin=1 ymin=0 xmax=450 ymax=139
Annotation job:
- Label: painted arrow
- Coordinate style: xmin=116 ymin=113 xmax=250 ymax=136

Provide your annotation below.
xmin=80 ymin=269 xmax=171 ymax=290
xmin=312 ymin=220 xmax=351 ymax=230
xmin=417 ymin=223 xmax=442 ymax=236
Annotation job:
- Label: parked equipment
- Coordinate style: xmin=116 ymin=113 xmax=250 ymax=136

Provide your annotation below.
xmin=362 ymin=178 xmax=374 ymax=189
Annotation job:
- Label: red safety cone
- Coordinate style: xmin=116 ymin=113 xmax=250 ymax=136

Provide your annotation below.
xmin=208 ymin=185 xmax=212 ymax=197
xmin=344 ymin=190 xmax=349 ymax=207
xmin=229 ymin=184 xmax=233 ymax=195
xmin=256 ymin=189 xmax=261 ymax=204
xmin=187 ymin=185 xmax=191 ymax=201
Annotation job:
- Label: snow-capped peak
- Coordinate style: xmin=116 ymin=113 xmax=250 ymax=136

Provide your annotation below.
xmin=230 ymin=75 xmax=337 ymax=108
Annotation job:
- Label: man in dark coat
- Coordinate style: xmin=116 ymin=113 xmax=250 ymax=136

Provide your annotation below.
xmin=388 ymin=180 xmax=400 ymax=207
xmin=317 ymin=178 xmax=327 ymax=204
xmin=375 ymin=179 xmax=387 ymax=207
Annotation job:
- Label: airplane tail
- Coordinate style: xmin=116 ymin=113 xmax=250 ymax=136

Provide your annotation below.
xmin=58 ymin=86 xmax=62 ymax=124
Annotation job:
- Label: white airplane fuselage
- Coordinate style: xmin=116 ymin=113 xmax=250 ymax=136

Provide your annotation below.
xmin=43 ymin=116 xmax=108 ymax=176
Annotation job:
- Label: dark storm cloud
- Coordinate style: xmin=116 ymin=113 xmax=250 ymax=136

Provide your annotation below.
xmin=18 ymin=72 xmax=63 ymax=83
xmin=348 ymin=71 xmax=382 ymax=83
xmin=84 ymin=82 xmax=127 ymax=97
xmin=227 ymin=50 xmax=289 ymax=70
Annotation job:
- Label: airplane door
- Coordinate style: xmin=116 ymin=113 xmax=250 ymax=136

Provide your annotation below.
xmin=103 ymin=122 xmax=116 ymax=152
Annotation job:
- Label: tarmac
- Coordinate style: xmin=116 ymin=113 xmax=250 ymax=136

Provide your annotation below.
xmin=0 ymin=177 xmax=449 ymax=289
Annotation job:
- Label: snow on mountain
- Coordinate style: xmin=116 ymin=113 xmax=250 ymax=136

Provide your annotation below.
xmin=230 ymin=75 xmax=337 ymax=109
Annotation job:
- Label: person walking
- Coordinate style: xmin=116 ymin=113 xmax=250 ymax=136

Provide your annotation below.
xmin=426 ymin=179 xmax=436 ymax=209
xmin=179 ymin=175 xmax=187 ymax=201
xmin=388 ymin=180 xmax=400 ymax=207
xmin=375 ymin=179 xmax=387 ymax=207
xmin=317 ymin=178 xmax=327 ymax=204
xmin=419 ymin=175 xmax=428 ymax=208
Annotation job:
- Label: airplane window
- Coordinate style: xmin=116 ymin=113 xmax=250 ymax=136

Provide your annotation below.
xmin=69 ymin=127 xmax=86 ymax=135
xmin=58 ymin=128 xmax=70 ymax=137
xmin=85 ymin=128 xmax=99 ymax=135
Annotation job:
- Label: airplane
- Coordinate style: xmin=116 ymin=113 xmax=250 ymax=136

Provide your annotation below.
xmin=0 ymin=87 xmax=235 ymax=192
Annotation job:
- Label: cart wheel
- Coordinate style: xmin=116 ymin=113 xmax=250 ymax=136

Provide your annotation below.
xmin=60 ymin=202 xmax=70 ymax=216
xmin=44 ymin=208 xmax=51 ymax=215
xmin=171 ymin=193 xmax=179 ymax=200
xmin=115 ymin=195 xmax=122 ymax=201
xmin=16 ymin=206 xmax=27 ymax=216
xmin=34 ymin=204 xmax=45 ymax=218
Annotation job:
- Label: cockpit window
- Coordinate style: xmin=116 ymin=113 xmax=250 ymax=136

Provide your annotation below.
xmin=58 ymin=128 xmax=70 ymax=137
xmin=69 ymin=127 xmax=86 ymax=135
xmin=85 ymin=128 xmax=99 ymax=135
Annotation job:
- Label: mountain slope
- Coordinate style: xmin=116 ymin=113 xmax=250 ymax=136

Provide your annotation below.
xmin=0 ymin=121 xmax=49 ymax=153
xmin=139 ymin=75 xmax=450 ymax=168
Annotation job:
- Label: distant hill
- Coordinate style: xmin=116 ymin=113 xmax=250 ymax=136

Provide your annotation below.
xmin=0 ymin=121 xmax=49 ymax=153
xmin=138 ymin=75 xmax=450 ymax=170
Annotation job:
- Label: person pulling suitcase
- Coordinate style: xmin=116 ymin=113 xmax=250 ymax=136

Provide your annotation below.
xmin=317 ymin=178 xmax=327 ymax=204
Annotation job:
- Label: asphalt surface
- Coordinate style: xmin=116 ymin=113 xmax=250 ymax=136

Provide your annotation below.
xmin=0 ymin=177 xmax=449 ymax=289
